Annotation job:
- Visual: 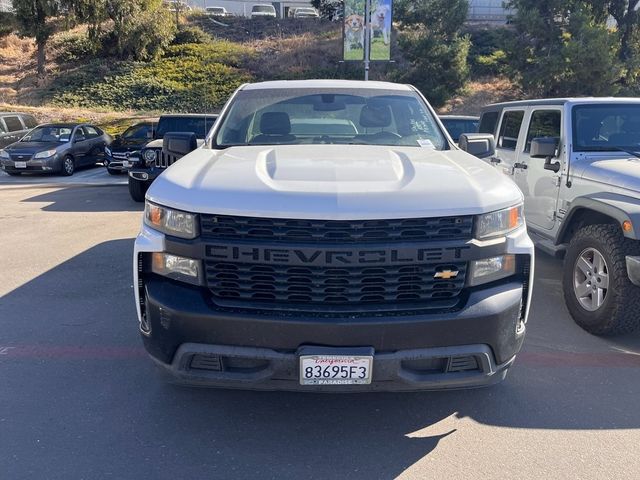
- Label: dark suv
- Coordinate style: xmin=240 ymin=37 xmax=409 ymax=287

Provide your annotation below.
xmin=0 ymin=112 xmax=38 ymax=148
xmin=128 ymin=114 xmax=217 ymax=201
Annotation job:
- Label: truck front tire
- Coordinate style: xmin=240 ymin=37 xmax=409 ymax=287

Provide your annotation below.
xmin=562 ymin=224 xmax=640 ymax=335
xmin=128 ymin=177 xmax=149 ymax=202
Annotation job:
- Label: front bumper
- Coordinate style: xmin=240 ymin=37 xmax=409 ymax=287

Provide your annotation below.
xmin=627 ymin=256 xmax=640 ymax=287
xmin=105 ymin=156 xmax=131 ymax=172
xmin=1 ymin=157 xmax=60 ymax=173
xmin=153 ymin=342 xmax=514 ymax=392
xmin=129 ymin=166 xmax=162 ymax=182
xmin=134 ymin=224 xmax=534 ymax=391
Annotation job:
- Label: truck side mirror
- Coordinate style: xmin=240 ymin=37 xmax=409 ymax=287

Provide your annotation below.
xmin=531 ymin=137 xmax=561 ymax=173
xmin=458 ymin=133 xmax=496 ymax=159
xmin=163 ymin=132 xmax=197 ymax=159
xmin=530 ymin=137 xmax=558 ymax=158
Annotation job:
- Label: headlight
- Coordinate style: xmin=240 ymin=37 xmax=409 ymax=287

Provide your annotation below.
xmin=144 ymin=201 xmax=198 ymax=239
xmin=0 ymin=150 xmax=9 ymax=160
xmin=34 ymin=149 xmax=57 ymax=159
xmin=105 ymin=147 xmax=112 ymax=156
xmin=143 ymin=149 xmax=157 ymax=164
xmin=475 ymin=205 xmax=524 ymax=240
xmin=152 ymin=252 xmax=202 ymax=285
xmin=468 ymin=255 xmax=516 ymax=287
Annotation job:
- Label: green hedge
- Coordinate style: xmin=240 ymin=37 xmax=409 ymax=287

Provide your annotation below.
xmin=49 ymin=41 xmax=254 ymax=112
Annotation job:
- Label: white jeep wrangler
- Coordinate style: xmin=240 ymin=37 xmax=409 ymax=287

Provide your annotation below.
xmin=474 ymin=98 xmax=640 ymax=335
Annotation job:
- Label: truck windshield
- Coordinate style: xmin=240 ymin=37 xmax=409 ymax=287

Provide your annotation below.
xmin=573 ymin=104 xmax=640 ymax=152
xmin=214 ymin=88 xmax=447 ymax=149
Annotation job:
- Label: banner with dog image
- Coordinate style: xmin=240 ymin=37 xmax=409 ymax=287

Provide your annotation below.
xmin=343 ymin=0 xmax=366 ymax=61
xmin=369 ymin=0 xmax=392 ymax=61
xmin=343 ymin=0 xmax=392 ymax=62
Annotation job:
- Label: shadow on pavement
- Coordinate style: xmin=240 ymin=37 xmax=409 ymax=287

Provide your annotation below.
xmin=2 ymin=240 xmax=640 ymax=478
xmin=20 ymin=185 xmax=143 ymax=213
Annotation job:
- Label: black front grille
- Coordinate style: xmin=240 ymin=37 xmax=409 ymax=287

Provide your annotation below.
xmin=205 ymin=260 xmax=467 ymax=312
xmin=9 ymin=153 xmax=32 ymax=161
xmin=200 ymin=214 xmax=474 ymax=244
xmin=154 ymin=149 xmax=180 ymax=168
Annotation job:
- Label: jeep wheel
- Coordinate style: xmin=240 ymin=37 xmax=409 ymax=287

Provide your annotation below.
xmin=61 ymin=156 xmax=75 ymax=176
xmin=128 ymin=176 xmax=149 ymax=202
xmin=562 ymin=224 xmax=640 ymax=335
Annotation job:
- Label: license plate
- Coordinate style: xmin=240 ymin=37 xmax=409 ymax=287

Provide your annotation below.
xmin=122 ymin=161 xmax=131 ymax=168
xmin=300 ymin=355 xmax=373 ymax=385
xmin=14 ymin=161 xmax=27 ymax=168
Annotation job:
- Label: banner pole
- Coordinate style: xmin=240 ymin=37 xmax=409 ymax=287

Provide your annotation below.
xmin=364 ymin=0 xmax=371 ymax=80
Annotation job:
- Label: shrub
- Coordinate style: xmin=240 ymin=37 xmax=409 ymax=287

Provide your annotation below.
xmin=172 ymin=26 xmax=212 ymax=46
xmin=51 ymin=31 xmax=98 ymax=62
xmin=0 ymin=12 xmax=17 ymax=38
xmin=49 ymin=44 xmax=253 ymax=112
xmin=466 ymin=28 xmax=514 ymax=77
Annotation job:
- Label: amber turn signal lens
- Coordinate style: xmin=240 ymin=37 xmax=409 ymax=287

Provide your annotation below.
xmin=623 ymin=220 xmax=633 ymax=233
xmin=148 ymin=204 xmax=162 ymax=225
xmin=509 ymin=207 xmax=520 ymax=229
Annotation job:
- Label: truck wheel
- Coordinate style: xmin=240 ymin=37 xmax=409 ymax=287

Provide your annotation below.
xmin=562 ymin=224 xmax=640 ymax=335
xmin=128 ymin=176 xmax=149 ymax=202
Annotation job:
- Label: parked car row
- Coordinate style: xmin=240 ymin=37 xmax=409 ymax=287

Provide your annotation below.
xmin=3 ymin=90 xmax=640 ymax=344
xmin=204 ymin=5 xmax=319 ymax=19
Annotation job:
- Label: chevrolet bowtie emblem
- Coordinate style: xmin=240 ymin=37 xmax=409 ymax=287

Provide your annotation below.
xmin=434 ymin=270 xmax=459 ymax=280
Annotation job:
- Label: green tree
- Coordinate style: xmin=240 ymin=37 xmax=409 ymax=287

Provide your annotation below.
xmin=394 ymin=0 xmax=470 ymax=107
xmin=507 ymin=1 xmax=624 ymax=96
xmin=587 ymin=0 xmax=640 ymax=89
xmin=11 ymin=0 xmax=58 ymax=76
xmin=311 ymin=0 xmax=343 ymax=20
xmin=72 ymin=0 xmax=175 ymax=60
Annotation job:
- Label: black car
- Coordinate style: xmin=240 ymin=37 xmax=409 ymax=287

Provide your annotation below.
xmin=0 ymin=123 xmax=112 ymax=176
xmin=104 ymin=121 xmax=157 ymax=175
xmin=128 ymin=114 xmax=217 ymax=201
xmin=439 ymin=115 xmax=480 ymax=144
xmin=0 ymin=112 xmax=39 ymax=148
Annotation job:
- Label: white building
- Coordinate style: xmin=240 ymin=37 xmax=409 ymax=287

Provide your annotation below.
xmin=468 ymin=0 xmax=514 ymax=23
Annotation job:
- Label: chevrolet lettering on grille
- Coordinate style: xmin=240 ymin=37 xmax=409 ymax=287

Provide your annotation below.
xmin=204 ymin=245 xmax=469 ymax=266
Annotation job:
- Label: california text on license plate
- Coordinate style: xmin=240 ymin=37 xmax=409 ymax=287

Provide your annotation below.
xmin=14 ymin=161 xmax=27 ymax=168
xmin=299 ymin=355 xmax=373 ymax=385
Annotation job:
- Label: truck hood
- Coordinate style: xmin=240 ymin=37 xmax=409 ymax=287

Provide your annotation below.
xmin=578 ymin=156 xmax=640 ymax=193
xmin=147 ymin=145 xmax=523 ymax=219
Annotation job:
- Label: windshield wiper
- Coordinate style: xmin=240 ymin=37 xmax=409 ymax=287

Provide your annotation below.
xmin=610 ymin=147 xmax=640 ymax=159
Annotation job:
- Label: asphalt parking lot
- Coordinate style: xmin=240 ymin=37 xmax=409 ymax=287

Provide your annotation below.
xmin=0 ymin=164 xmax=126 ymax=187
xmin=2 ymin=184 xmax=640 ymax=479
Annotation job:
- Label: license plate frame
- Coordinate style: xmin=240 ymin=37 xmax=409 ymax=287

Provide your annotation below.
xmin=298 ymin=347 xmax=374 ymax=386
xmin=14 ymin=161 xmax=27 ymax=169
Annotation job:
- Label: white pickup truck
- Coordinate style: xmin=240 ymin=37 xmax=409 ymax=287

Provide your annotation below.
xmin=478 ymin=98 xmax=640 ymax=336
xmin=133 ymin=80 xmax=534 ymax=392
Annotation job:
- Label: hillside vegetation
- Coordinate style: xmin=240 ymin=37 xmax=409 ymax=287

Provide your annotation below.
xmin=0 ymin=18 xmax=514 ymax=133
